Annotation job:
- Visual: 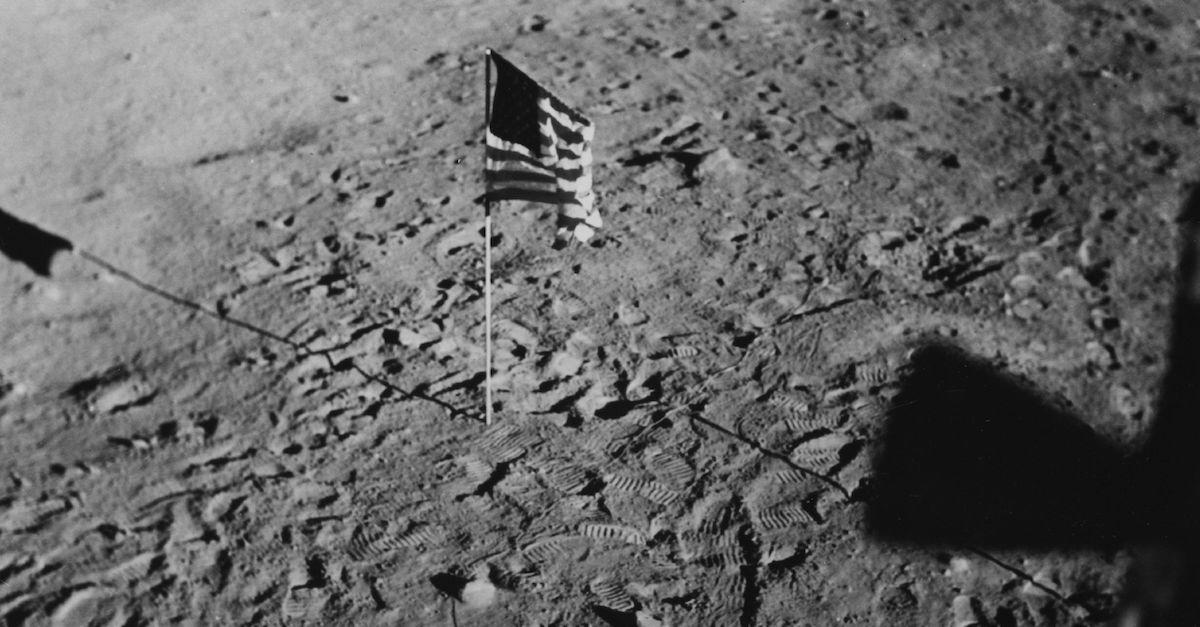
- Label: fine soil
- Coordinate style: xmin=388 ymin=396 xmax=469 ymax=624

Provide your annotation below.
xmin=3 ymin=1 xmax=1200 ymax=625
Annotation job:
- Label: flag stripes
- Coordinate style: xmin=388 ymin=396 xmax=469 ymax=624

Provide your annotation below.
xmin=485 ymin=51 xmax=600 ymax=247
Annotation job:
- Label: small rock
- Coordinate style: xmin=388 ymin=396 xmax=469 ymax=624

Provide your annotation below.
xmin=574 ymin=383 xmax=618 ymax=419
xmin=951 ymin=594 xmax=984 ymax=627
xmin=519 ymin=14 xmax=549 ymax=33
xmin=1085 ymin=340 xmax=1118 ymax=370
xmin=1009 ymin=274 xmax=1039 ymax=293
xmin=1110 ymin=383 xmax=1142 ymax=419
xmin=1056 ymin=266 xmax=1091 ymax=289
xmin=652 ymin=115 xmax=701 ymax=145
xmin=874 ymin=584 xmax=918 ymax=626
xmin=396 ymin=323 xmax=440 ymax=347
xmin=695 ymin=146 xmax=748 ymax=183
xmin=565 ymin=331 xmax=596 ymax=355
xmin=1010 ymin=297 xmax=1045 ymax=320
xmin=877 ymin=230 xmax=906 ymax=249
xmin=431 ymin=336 xmax=460 ymax=359
xmin=1089 ymin=308 xmax=1120 ymax=331
xmin=1077 ymin=238 xmax=1098 ymax=267
xmin=545 ymin=352 xmax=584 ymax=378
xmin=660 ymin=46 xmax=691 ymax=59
xmin=551 ymin=295 xmax=588 ymax=319
xmin=89 ymin=377 xmax=157 ymax=414
xmin=496 ymin=320 xmax=538 ymax=348
xmin=616 ymin=302 xmax=648 ymax=326
xmin=713 ymin=221 xmax=749 ymax=244
xmin=461 ymin=568 xmax=497 ymax=609
xmin=945 ymin=215 xmax=988 ymax=236
xmin=252 ymin=462 xmax=289 ymax=479
xmin=948 ymin=556 xmax=973 ymax=577
xmin=1015 ymin=250 xmax=1046 ymax=270
xmin=870 ymin=101 xmax=910 ymax=121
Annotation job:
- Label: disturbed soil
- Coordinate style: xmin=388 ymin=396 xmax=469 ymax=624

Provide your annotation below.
xmin=3 ymin=0 xmax=1200 ymax=625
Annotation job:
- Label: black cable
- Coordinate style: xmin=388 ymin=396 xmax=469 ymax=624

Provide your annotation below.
xmin=74 ymin=248 xmax=476 ymax=422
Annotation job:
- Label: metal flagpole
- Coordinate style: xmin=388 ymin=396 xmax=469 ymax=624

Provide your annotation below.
xmin=483 ymin=48 xmax=494 ymax=426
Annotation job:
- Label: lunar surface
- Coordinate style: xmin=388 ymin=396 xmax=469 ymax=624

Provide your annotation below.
xmin=3 ymin=1 xmax=1200 ymax=625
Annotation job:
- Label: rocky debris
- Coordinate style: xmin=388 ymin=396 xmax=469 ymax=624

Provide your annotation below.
xmin=0 ymin=0 xmax=1171 ymax=624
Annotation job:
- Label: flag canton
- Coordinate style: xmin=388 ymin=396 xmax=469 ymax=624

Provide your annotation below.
xmin=488 ymin=53 xmax=544 ymax=157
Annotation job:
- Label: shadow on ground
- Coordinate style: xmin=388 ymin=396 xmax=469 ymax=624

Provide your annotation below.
xmin=867 ymin=184 xmax=1200 ymax=624
xmin=864 ymin=338 xmax=1132 ymax=550
xmin=866 ymin=342 xmax=1129 ymax=550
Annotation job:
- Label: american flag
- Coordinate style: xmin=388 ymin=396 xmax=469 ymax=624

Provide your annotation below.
xmin=485 ymin=51 xmax=600 ymax=248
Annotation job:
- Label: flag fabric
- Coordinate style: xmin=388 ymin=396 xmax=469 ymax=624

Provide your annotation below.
xmin=485 ymin=51 xmax=600 ymax=248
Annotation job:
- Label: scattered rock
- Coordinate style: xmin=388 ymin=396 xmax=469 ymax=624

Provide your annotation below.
xmin=545 ymin=351 xmax=584 ymax=378
xmin=1085 ymin=340 xmax=1119 ymax=370
xmin=67 ymin=366 xmax=158 ymax=415
xmin=519 ymin=14 xmax=549 ymax=33
xmin=1010 ymin=297 xmax=1045 ymax=321
xmin=951 ymin=594 xmax=985 ymax=627
xmin=944 ymin=215 xmax=989 ymax=236
xmin=652 ymin=115 xmax=701 ymax=145
xmin=694 ymin=146 xmax=748 ymax=186
xmin=1110 ymin=383 xmax=1142 ymax=419
xmin=1008 ymin=273 xmax=1038 ymax=293
xmin=616 ymin=302 xmax=649 ymax=326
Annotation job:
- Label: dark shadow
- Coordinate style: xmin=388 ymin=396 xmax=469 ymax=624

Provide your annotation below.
xmin=1133 ymin=184 xmax=1200 ymax=544
xmin=0 ymin=207 xmax=74 ymax=276
xmin=429 ymin=572 xmax=469 ymax=601
xmin=590 ymin=604 xmax=638 ymax=627
xmin=867 ymin=342 xmax=1128 ymax=550
xmin=867 ymin=183 xmax=1200 ymax=623
xmin=1117 ymin=183 xmax=1200 ymax=625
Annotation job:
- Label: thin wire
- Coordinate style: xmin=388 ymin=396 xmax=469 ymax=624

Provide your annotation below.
xmin=74 ymin=248 xmax=474 ymax=421
xmin=965 ymin=545 xmax=1093 ymax=614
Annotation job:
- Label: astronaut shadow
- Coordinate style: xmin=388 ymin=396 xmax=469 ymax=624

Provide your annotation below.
xmin=866 ymin=342 xmax=1133 ymax=550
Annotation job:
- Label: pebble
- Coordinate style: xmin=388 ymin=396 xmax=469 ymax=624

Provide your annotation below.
xmin=1015 ymin=250 xmax=1046 ymax=270
xmin=1010 ymin=297 xmax=1045 ymax=320
xmin=951 ymin=594 xmax=984 ymax=627
xmin=878 ymin=230 xmax=906 ymax=248
xmin=519 ymin=14 xmax=549 ymax=33
xmin=1089 ymin=308 xmax=1120 ymax=331
xmin=546 ymin=352 xmax=584 ymax=378
xmin=695 ymin=146 xmax=748 ymax=183
xmin=945 ymin=215 xmax=988 ymax=236
xmin=1056 ymin=266 xmax=1091 ymax=289
xmin=1085 ymin=340 xmax=1118 ymax=370
xmin=616 ymin=302 xmax=648 ymax=326
xmin=1077 ymin=238 xmax=1098 ymax=267
xmin=252 ymin=462 xmax=289 ymax=479
xmin=395 ymin=324 xmax=440 ymax=347
xmin=1008 ymin=274 xmax=1038 ymax=293
xmin=1110 ymin=383 xmax=1142 ymax=419
xmin=652 ymin=115 xmax=701 ymax=145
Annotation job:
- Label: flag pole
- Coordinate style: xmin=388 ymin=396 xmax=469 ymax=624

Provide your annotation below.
xmin=483 ymin=48 xmax=494 ymax=426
